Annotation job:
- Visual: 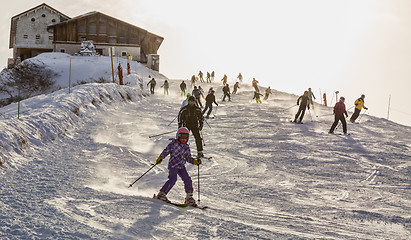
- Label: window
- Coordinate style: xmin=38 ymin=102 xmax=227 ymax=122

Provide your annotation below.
xmin=36 ymin=35 xmax=40 ymax=40
xmin=23 ymin=35 xmax=28 ymax=39
xmin=99 ymin=22 xmax=107 ymax=34
xmin=52 ymin=19 xmax=56 ymax=23
xmin=122 ymin=51 xmax=128 ymax=57
xmin=42 ymin=14 xmax=46 ymax=17
xmin=49 ymin=35 xmax=53 ymax=40
xmin=31 ymin=18 xmax=35 ymax=22
xmin=89 ymin=22 xmax=97 ymax=34
xmin=78 ymin=23 xmax=86 ymax=33
xmin=60 ymin=49 xmax=65 ymax=53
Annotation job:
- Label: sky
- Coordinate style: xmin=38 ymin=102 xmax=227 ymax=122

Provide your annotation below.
xmin=1 ymin=0 xmax=411 ymax=126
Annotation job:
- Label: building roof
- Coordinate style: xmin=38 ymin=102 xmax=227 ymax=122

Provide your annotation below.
xmin=48 ymin=11 xmax=163 ymax=40
xmin=11 ymin=3 xmax=70 ymax=21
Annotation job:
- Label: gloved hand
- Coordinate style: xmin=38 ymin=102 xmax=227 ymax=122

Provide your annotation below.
xmin=156 ymin=157 xmax=163 ymax=164
xmin=345 ymin=114 xmax=348 ymax=118
xmin=365 ymin=107 xmax=368 ymax=110
xmin=193 ymin=159 xmax=202 ymax=166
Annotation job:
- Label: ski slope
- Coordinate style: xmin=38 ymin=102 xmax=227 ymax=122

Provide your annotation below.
xmin=1 ymin=55 xmax=411 ymax=239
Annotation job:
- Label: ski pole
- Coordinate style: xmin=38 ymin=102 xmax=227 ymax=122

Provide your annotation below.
xmin=204 ymin=118 xmax=211 ymax=129
xmin=200 ymin=130 xmax=205 ymax=146
xmin=128 ymin=163 xmax=157 ymax=188
xmin=167 ymin=115 xmax=178 ymax=126
xmin=148 ymin=130 xmax=176 ymax=138
xmin=284 ymin=104 xmax=297 ymax=110
xmin=308 ymin=109 xmax=313 ymax=122
xmin=358 ymin=109 xmax=368 ymax=123
xmin=197 ymin=165 xmax=201 ymax=204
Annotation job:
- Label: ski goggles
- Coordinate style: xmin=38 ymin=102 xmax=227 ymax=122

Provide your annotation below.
xmin=178 ymin=133 xmax=189 ymax=139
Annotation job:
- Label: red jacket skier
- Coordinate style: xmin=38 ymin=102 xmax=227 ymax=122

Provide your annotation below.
xmin=329 ymin=97 xmax=348 ymax=134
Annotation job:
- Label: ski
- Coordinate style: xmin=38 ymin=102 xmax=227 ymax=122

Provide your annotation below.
xmin=196 ymin=156 xmax=212 ymax=161
xmin=290 ymin=120 xmax=303 ymax=124
xmin=328 ymin=132 xmax=351 ymax=136
xmin=153 ymin=194 xmax=208 ymax=209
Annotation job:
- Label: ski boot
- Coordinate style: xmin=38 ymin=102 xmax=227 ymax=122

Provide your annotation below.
xmin=185 ymin=191 xmax=196 ymax=206
xmin=155 ymin=191 xmax=169 ymax=202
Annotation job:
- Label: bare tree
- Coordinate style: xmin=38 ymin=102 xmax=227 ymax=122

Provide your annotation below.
xmin=0 ymin=60 xmax=59 ymax=106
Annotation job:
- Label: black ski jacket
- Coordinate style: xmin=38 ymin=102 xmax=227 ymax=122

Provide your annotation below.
xmin=178 ymin=105 xmax=204 ymax=130
xmin=205 ymin=93 xmax=218 ymax=105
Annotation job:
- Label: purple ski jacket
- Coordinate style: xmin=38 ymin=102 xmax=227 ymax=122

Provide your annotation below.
xmin=159 ymin=139 xmax=195 ymax=169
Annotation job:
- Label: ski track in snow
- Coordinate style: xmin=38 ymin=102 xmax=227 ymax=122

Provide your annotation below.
xmin=1 ymin=79 xmax=411 ymax=239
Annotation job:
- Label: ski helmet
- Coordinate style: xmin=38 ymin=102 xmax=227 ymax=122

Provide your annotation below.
xmin=340 ymin=96 xmax=345 ymax=102
xmin=176 ymin=127 xmax=190 ymax=143
xmin=188 ymin=96 xmax=196 ymax=103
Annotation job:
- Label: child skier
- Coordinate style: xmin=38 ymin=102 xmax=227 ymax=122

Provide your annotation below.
xmin=154 ymin=127 xmax=202 ymax=206
xmin=253 ymin=91 xmax=263 ymax=103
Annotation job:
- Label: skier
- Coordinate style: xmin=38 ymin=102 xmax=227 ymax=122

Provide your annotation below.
xmin=180 ymin=81 xmax=187 ymax=97
xmin=293 ymin=91 xmax=309 ymax=123
xmin=206 ymin=72 xmax=211 ymax=83
xmin=178 ymin=96 xmax=204 ymax=158
xmin=127 ymin=62 xmax=131 ymax=75
xmin=263 ymin=87 xmax=272 ymax=100
xmin=221 ymin=74 xmax=228 ymax=85
xmin=202 ymin=90 xmax=218 ymax=118
xmin=198 ymin=71 xmax=204 ymax=83
xmin=181 ymin=93 xmax=195 ymax=109
xmin=350 ymin=94 xmax=368 ymax=123
xmin=161 ymin=80 xmax=169 ymax=95
xmin=252 ymin=78 xmax=259 ymax=92
xmin=329 ymin=97 xmax=348 ymax=134
xmin=154 ymin=127 xmax=202 ymax=206
xmin=308 ymin=88 xmax=316 ymax=109
xmin=222 ymin=84 xmax=231 ymax=102
xmin=147 ymin=78 xmax=156 ymax=94
xmin=198 ymin=86 xmax=205 ymax=100
xmin=253 ymin=91 xmax=263 ymax=103
xmin=237 ymin=73 xmax=243 ymax=83
xmin=233 ymin=81 xmax=240 ymax=94
xmin=207 ymin=87 xmax=214 ymax=94
xmin=192 ymin=86 xmax=203 ymax=108
xmin=190 ymin=75 xmax=196 ymax=87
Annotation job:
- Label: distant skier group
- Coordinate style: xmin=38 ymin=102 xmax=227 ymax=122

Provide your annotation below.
xmin=292 ymin=88 xmax=368 ymax=135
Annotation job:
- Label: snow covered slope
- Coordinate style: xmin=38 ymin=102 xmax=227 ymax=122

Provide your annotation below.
xmin=0 ymin=54 xmax=410 ymax=239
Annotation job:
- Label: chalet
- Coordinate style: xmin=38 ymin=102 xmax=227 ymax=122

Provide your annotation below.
xmin=9 ymin=3 xmax=70 ymax=66
xmin=9 ymin=3 xmax=164 ymax=71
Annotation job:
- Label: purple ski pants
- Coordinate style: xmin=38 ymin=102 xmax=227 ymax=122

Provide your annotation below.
xmin=160 ymin=167 xmax=193 ymax=194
